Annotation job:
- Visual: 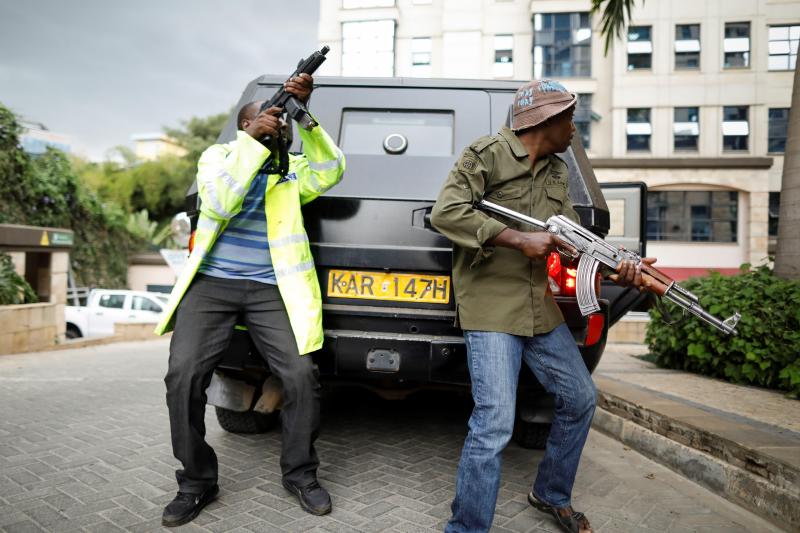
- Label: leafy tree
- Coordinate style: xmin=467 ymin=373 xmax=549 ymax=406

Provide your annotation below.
xmin=74 ymin=111 xmax=228 ymax=226
xmin=591 ymin=0 xmax=639 ymax=54
xmin=0 ymin=103 xmax=143 ymax=288
xmin=773 ymin=60 xmax=800 ymax=280
xmin=0 ymin=252 xmax=37 ymax=305
xmin=164 ymin=111 xmax=229 ymax=164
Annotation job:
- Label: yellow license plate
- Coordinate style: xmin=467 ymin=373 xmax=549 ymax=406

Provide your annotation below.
xmin=327 ymin=270 xmax=450 ymax=304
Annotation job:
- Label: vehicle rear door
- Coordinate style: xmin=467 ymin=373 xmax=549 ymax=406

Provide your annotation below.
xmin=598 ymin=182 xmax=651 ymax=325
xmin=289 ymin=85 xmax=492 ymax=312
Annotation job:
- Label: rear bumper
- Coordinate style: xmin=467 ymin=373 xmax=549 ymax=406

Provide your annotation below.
xmin=218 ymin=299 xmax=608 ymax=388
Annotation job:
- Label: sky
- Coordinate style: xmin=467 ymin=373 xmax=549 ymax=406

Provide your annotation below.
xmin=0 ymin=0 xmax=321 ymax=160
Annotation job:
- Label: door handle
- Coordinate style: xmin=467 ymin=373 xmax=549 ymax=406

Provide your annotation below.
xmin=412 ymin=206 xmax=437 ymax=231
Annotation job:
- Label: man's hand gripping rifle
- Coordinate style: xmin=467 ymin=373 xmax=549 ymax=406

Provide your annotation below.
xmin=259 ymin=45 xmax=329 ymax=176
xmin=478 ymin=200 xmax=741 ymax=335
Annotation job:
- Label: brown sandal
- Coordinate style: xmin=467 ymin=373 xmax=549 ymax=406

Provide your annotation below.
xmin=528 ymin=492 xmax=592 ymax=533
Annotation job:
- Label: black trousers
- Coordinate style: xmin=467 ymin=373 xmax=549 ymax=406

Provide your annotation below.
xmin=165 ymin=274 xmax=321 ymax=493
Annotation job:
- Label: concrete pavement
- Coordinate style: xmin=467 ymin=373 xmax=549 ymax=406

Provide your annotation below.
xmin=0 ymin=339 xmax=781 ymax=532
xmin=593 ymin=344 xmax=799 ymax=531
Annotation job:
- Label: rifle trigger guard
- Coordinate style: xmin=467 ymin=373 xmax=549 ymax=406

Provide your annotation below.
xmin=557 ymin=245 xmax=579 ymax=260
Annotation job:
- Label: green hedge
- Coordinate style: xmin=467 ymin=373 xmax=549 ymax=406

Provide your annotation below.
xmin=0 ymin=103 xmax=143 ymax=288
xmin=0 ymin=252 xmax=37 ymax=305
xmin=646 ymin=265 xmax=800 ymax=397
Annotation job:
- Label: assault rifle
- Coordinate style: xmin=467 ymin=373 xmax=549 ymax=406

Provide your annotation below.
xmin=478 ymin=199 xmax=741 ymax=335
xmin=259 ymin=45 xmax=329 ymax=176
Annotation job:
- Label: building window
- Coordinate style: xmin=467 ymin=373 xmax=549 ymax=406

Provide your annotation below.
xmin=411 ymin=37 xmax=431 ymax=77
xmin=533 ymin=12 xmax=592 ymax=78
xmin=769 ymin=192 xmax=780 ymax=238
xmin=768 ymin=25 xmax=800 ymax=71
xmin=723 ymin=22 xmax=750 ymax=68
xmin=574 ymin=94 xmax=593 ymax=149
xmin=722 ymin=106 xmax=749 ymax=151
xmin=493 ymin=34 xmax=514 ymax=77
xmin=342 ymin=0 xmax=394 ymax=7
xmin=626 ymin=108 xmax=651 ymax=152
xmin=768 ymin=108 xmax=789 ymax=153
xmin=675 ymin=24 xmax=700 ymax=69
xmin=627 ymin=26 xmax=652 ymax=70
xmin=342 ymin=20 xmax=396 ymax=77
xmin=647 ymin=191 xmax=738 ymax=242
xmin=674 ymin=107 xmax=699 ymax=151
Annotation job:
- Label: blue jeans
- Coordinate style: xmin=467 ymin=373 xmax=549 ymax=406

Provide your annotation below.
xmin=446 ymin=324 xmax=597 ymax=533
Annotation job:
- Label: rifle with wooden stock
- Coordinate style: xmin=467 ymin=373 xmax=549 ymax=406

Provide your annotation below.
xmin=478 ymin=199 xmax=741 ymax=335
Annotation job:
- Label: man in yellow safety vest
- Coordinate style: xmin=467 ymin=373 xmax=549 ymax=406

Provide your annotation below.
xmin=155 ymin=74 xmax=345 ymax=526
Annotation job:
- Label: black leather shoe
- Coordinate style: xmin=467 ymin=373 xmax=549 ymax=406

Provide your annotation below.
xmin=282 ymin=478 xmax=332 ymax=515
xmin=161 ymin=485 xmax=219 ymax=527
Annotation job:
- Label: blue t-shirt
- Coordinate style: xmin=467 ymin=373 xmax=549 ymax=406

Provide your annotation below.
xmin=198 ymin=171 xmax=276 ymax=284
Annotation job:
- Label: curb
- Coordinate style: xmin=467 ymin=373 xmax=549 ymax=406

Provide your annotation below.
xmin=593 ymin=385 xmax=799 ymax=532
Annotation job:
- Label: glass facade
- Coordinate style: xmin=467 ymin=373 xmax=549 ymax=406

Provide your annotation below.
xmin=768 ymin=108 xmax=789 ymax=154
xmin=626 ymin=108 xmax=651 ymax=152
xmin=647 ymin=191 xmax=738 ymax=242
xmin=627 ymin=26 xmax=652 ymax=70
xmin=493 ymin=34 xmax=514 ymax=77
xmin=722 ymin=106 xmax=749 ymax=151
xmin=342 ymin=0 xmax=394 ymax=7
xmin=724 ymin=22 xmax=750 ymax=68
xmin=574 ymin=93 xmax=592 ymax=149
xmin=533 ymin=12 xmax=592 ymax=78
xmin=675 ymin=24 xmax=700 ymax=69
xmin=769 ymin=192 xmax=780 ymax=238
xmin=342 ymin=20 xmax=396 ymax=77
xmin=411 ymin=37 xmax=431 ymax=77
xmin=768 ymin=25 xmax=799 ymax=71
xmin=674 ymin=107 xmax=699 ymax=151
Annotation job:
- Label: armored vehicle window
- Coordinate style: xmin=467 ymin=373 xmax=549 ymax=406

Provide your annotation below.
xmin=340 ymin=110 xmax=454 ymax=157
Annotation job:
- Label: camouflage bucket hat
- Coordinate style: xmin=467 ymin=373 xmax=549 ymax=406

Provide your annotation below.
xmin=511 ymin=79 xmax=577 ymax=132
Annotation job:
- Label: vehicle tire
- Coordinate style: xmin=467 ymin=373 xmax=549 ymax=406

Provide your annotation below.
xmin=65 ymin=324 xmax=82 ymax=339
xmin=512 ymin=420 xmax=551 ymax=449
xmin=214 ymin=406 xmax=278 ymax=434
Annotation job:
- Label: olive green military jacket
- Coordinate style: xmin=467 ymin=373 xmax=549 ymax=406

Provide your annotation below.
xmin=430 ymin=126 xmax=580 ymax=337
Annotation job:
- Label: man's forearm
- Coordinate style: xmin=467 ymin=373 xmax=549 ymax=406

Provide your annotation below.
xmin=489 ymin=228 xmax=525 ymax=251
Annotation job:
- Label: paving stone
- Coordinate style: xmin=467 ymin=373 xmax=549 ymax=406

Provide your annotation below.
xmin=1 ymin=520 xmax=47 ymax=533
xmin=0 ymin=340 xmax=781 ymax=533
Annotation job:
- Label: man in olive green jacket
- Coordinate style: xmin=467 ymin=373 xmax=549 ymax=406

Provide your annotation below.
xmin=432 ymin=80 xmax=648 ymax=533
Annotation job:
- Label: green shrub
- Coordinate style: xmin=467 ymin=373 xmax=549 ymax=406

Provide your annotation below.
xmin=646 ymin=265 xmax=800 ymax=397
xmin=0 ymin=252 xmax=38 ymax=305
xmin=0 ymin=103 xmax=144 ymax=288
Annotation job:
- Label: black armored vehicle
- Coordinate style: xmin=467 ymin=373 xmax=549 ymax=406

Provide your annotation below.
xmin=187 ymin=76 xmax=648 ymax=448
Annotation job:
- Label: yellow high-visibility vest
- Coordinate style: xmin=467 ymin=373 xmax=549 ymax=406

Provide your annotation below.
xmin=154 ymin=125 xmax=345 ymax=355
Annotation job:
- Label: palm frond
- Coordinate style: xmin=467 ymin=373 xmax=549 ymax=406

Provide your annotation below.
xmin=591 ymin=0 xmax=640 ymax=55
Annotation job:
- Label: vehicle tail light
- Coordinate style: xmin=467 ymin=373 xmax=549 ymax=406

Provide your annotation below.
xmin=585 ymin=313 xmax=605 ymax=346
xmin=547 ymin=252 xmax=562 ymax=294
xmin=188 ymin=230 xmax=196 ymax=253
xmin=563 ymin=266 xmax=577 ymax=297
xmin=547 ymin=252 xmax=577 ymax=296
xmin=547 ymin=252 xmax=600 ymax=298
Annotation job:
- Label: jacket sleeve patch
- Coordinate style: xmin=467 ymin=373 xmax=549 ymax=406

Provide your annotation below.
xmin=461 ymin=157 xmax=478 ymax=171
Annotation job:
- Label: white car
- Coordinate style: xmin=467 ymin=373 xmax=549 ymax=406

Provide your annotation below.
xmin=65 ymin=289 xmax=168 ymax=338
